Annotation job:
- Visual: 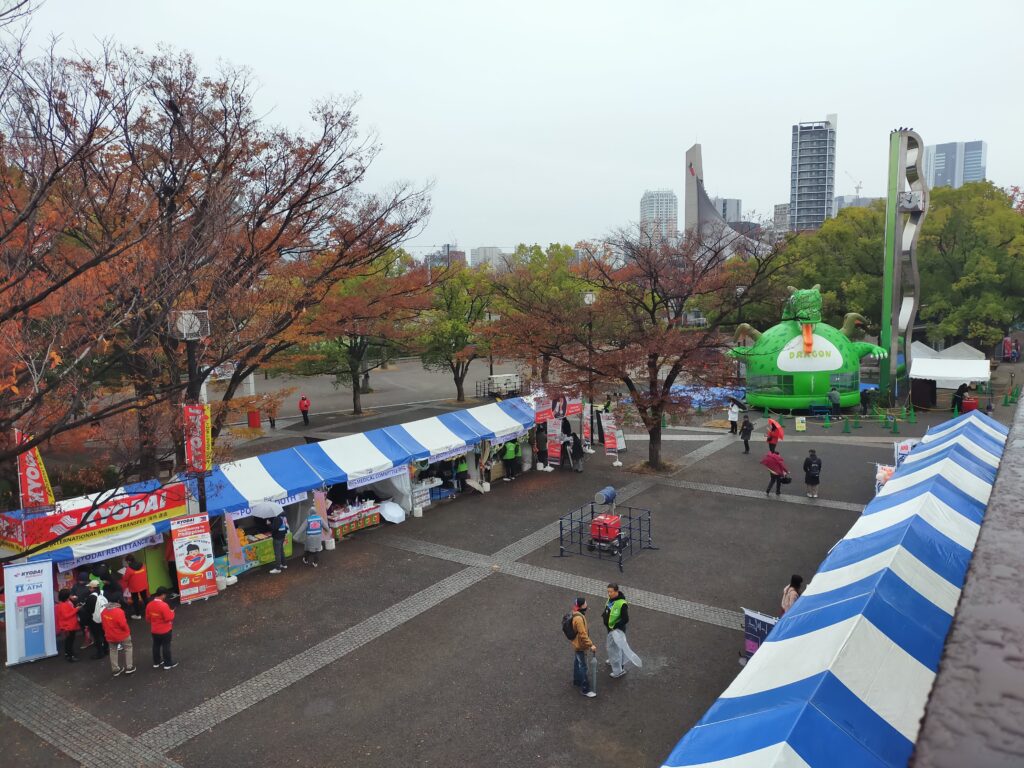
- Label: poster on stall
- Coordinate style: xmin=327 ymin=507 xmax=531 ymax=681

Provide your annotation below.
xmin=4 ymin=561 xmax=57 ymax=666
xmin=182 ymin=403 xmax=213 ymax=474
xmin=894 ymin=438 xmax=919 ymax=467
xmin=170 ymin=512 xmax=219 ymax=603
xmin=582 ymin=404 xmax=592 ymax=445
xmin=546 ymin=418 xmax=562 ymax=466
xmin=739 ymin=607 xmax=777 ymax=666
xmin=15 ymin=428 xmax=55 ymax=510
xmin=874 ymin=464 xmax=895 ymax=495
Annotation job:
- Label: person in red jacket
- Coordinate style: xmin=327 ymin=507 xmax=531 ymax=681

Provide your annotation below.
xmin=55 ymin=589 xmax=81 ymax=662
xmin=760 ymin=451 xmax=789 ymax=497
xmin=124 ymin=555 xmax=149 ymax=619
xmin=146 ymin=586 xmax=177 ymax=670
xmin=100 ymin=600 xmax=135 ymax=676
xmin=298 ymin=395 xmax=311 ymax=426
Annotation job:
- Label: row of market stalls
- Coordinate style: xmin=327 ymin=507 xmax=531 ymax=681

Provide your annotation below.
xmin=1 ymin=398 xmax=539 ymax=594
xmin=662 ymin=410 xmax=1008 ymax=768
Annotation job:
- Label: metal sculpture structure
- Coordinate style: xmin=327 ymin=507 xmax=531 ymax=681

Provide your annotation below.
xmin=880 ymin=130 xmax=929 ymax=403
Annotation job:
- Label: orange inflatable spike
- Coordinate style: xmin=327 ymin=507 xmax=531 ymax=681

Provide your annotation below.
xmin=801 ymin=323 xmax=814 ymax=353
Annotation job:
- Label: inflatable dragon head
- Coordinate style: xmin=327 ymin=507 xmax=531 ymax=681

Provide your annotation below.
xmin=782 ymin=285 xmax=822 ymax=354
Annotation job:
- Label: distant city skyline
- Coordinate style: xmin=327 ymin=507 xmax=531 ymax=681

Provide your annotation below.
xmin=25 ymin=2 xmax=1022 ymax=248
xmin=924 ymin=140 xmax=988 ymax=189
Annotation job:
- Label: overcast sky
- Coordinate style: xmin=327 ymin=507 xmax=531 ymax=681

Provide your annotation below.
xmin=27 ymin=0 xmax=1024 ymax=253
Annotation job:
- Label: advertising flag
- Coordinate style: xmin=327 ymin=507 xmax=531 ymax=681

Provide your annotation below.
xmin=601 ymin=412 xmax=618 ymax=455
xmin=4 ymin=561 xmax=57 ymax=666
xmin=183 ymin=403 xmax=213 ymax=473
xmin=739 ymin=608 xmax=777 ymax=665
xmin=14 ymin=429 xmax=55 ymax=509
xmin=546 ymin=418 xmax=562 ymax=466
xmin=170 ymin=512 xmax=219 ymax=603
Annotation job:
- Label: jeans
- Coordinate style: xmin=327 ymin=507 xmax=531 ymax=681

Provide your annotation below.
xmin=573 ymin=650 xmax=591 ymax=693
xmin=153 ymin=631 xmax=173 ymax=667
xmin=110 ymin=636 xmax=133 ymax=671
xmin=766 ymin=474 xmax=783 ymax=495
xmin=301 ymin=410 xmax=309 ymax=425
xmin=831 ymin=403 xmax=840 ymax=417
xmin=272 ymin=536 xmax=286 ymax=567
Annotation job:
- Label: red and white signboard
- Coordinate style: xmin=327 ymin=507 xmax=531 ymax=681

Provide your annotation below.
xmin=14 ymin=429 xmax=55 ymax=510
xmin=170 ymin=512 xmax=219 ymax=603
xmin=546 ymin=418 xmax=562 ymax=466
xmin=601 ymin=412 xmax=619 ymax=455
xmin=21 ymin=483 xmax=187 ymax=554
xmin=582 ymin=404 xmax=592 ymax=444
xmin=183 ymin=403 xmax=213 ymax=474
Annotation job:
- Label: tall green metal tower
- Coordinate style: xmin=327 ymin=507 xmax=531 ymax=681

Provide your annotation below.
xmin=880 ymin=130 xmax=929 ymax=404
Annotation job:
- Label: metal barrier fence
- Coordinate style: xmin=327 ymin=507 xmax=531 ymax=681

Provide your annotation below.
xmin=556 ymin=501 xmax=655 ymax=572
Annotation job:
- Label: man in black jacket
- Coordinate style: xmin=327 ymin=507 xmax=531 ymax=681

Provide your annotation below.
xmin=78 ymin=580 xmax=108 ymax=659
xmin=602 ymin=583 xmax=642 ymax=678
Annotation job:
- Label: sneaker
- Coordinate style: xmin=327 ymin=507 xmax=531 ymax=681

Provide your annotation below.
xmin=131 ymin=615 xmax=142 ymax=620
xmin=269 ymin=568 xmax=282 ymax=574
xmin=81 ymin=641 xmax=94 ymax=650
xmin=806 ymin=493 xmax=813 ymax=497
xmin=153 ymin=663 xmax=162 ymax=668
xmin=125 ymin=666 xmax=137 ymax=675
xmin=163 ymin=662 xmax=178 ymax=670
xmin=311 ymin=561 xmax=318 ymax=568
xmin=281 ymin=564 xmax=289 ymax=569
xmin=66 ymin=655 xmax=77 ymax=663
xmin=112 ymin=667 xmax=124 ymax=677
xmin=302 ymin=557 xmax=308 ymax=565
xmin=611 ymin=669 xmax=628 ymax=678
xmin=502 ymin=477 xmax=511 ymax=482
xmin=582 ymin=691 xmax=597 ymax=698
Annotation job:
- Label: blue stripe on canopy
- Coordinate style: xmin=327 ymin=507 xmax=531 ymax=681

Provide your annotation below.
xmin=660 ymin=410 xmax=1006 ymax=768
xmin=924 ymin=409 xmax=1008 ymax=438
xmin=496 ymin=397 xmax=536 ymax=426
xmin=291 ymin=443 xmax=349 ymax=486
xmin=379 ymin=426 xmax=432 ymax=461
xmin=442 ymin=409 xmax=497 ymax=440
xmin=364 ymin=428 xmax=419 ymax=464
xmin=435 ymin=412 xmax=489 ymax=444
xmin=202 ymin=466 xmax=251 ymax=515
xmin=257 ymin=448 xmax=324 ymax=496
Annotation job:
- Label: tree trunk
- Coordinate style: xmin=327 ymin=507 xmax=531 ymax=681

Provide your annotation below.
xmin=352 ymin=386 xmax=362 ymax=415
xmin=455 ymin=375 xmax=465 ymax=401
xmin=647 ymin=420 xmax=662 ymax=469
xmin=349 ymin=357 xmax=363 ymax=415
xmin=135 ymin=404 xmax=160 ymax=479
xmin=541 ymin=353 xmax=551 ymax=384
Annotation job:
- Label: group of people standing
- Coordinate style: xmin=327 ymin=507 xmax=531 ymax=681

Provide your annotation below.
xmin=566 ymin=583 xmax=642 ymax=698
xmin=53 ymin=556 xmax=178 ymax=676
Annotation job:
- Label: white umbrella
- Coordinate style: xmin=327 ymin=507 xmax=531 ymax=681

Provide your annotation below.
xmin=248 ymin=500 xmax=285 ymax=519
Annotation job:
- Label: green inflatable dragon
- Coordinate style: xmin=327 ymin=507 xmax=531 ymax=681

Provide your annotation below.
xmin=729 ymin=285 xmax=887 ymax=410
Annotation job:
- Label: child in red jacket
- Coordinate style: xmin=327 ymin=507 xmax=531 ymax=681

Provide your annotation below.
xmin=54 ymin=589 xmax=80 ymax=662
xmin=146 ymin=586 xmax=177 ymax=670
xmin=100 ymin=600 xmax=135 ymax=676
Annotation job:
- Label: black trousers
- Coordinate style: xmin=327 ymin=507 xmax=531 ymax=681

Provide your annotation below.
xmin=153 ymin=631 xmax=173 ymax=666
xmin=301 ymin=410 xmax=310 ymax=425
xmin=766 ymin=474 xmax=783 ymax=495
xmin=63 ymin=629 xmax=77 ymax=658
xmin=131 ymin=590 xmax=149 ymax=617
xmin=767 ymin=443 xmax=778 ymax=453
xmin=730 ymin=421 xmax=738 ymax=434
xmin=742 ymin=438 xmax=750 ymax=453
xmin=89 ymin=620 xmax=107 ymax=656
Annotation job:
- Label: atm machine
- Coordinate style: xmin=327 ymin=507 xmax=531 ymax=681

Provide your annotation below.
xmin=16 ymin=592 xmax=47 ymax=660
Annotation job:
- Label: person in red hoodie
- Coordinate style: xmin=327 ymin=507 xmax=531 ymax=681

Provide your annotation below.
xmin=298 ymin=394 xmax=311 ymax=426
xmin=146 ymin=586 xmax=177 ymax=670
xmin=124 ymin=555 xmax=149 ymax=619
xmin=760 ymin=451 xmax=790 ymax=497
xmin=100 ymin=600 xmax=135 ymax=676
xmin=54 ymin=589 xmax=81 ymax=662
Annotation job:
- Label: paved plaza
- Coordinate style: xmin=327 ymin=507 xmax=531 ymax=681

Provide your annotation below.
xmin=2 ymin=397 xmax=1017 ymax=768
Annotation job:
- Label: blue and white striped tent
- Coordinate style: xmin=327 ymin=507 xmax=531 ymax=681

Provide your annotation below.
xmin=662 ymin=411 xmax=1008 ymax=768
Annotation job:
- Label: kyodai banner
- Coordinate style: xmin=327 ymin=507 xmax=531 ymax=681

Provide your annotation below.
xmin=21 ymin=483 xmax=187 ymax=554
xmin=15 ymin=429 xmax=55 ymax=510
xmin=183 ymin=403 xmax=213 ymax=473
xmin=170 ymin=512 xmax=219 ymax=603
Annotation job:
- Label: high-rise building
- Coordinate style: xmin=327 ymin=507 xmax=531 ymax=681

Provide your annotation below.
xmin=923 ymin=140 xmax=987 ymax=189
xmin=470 ymin=247 xmax=508 ymax=269
xmin=789 ymin=113 xmax=837 ymax=231
xmin=710 ymin=197 xmax=742 ymax=222
xmin=773 ymin=203 xmax=790 ymax=231
xmin=424 ymin=245 xmax=465 ymax=269
xmin=639 ymin=189 xmax=678 ymax=241
xmin=833 ymin=195 xmax=883 ymax=216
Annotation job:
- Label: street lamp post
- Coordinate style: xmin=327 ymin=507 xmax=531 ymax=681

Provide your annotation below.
xmin=583 ymin=291 xmax=596 ymax=451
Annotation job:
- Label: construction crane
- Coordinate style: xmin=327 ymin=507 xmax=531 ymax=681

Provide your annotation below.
xmin=844 ymin=171 xmax=863 ymax=196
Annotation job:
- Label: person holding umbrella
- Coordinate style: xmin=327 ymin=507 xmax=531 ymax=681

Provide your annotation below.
xmin=761 ymin=450 xmax=790 ymax=497
xmin=765 ymin=418 xmax=783 ymax=453
xmin=249 ymin=501 xmax=290 ymax=574
xmin=727 ymin=401 xmax=740 ymax=434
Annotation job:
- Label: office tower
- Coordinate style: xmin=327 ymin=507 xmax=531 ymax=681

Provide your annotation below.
xmin=424 ymin=245 xmax=465 ymax=269
xmin=639 ymin=189 xmax=678 ymax=241
xmin=833 ymin=195 xmax=883 ymax=216
xmin=789 ymin=113 xmax=837 ymax=230
xmin=710 ymin=197 xmax=742 ymax=222
xmin=773 ymin=203 xmax=789 ymax=231
xmin=470 ymin=247 xmax=508 ymax=269
xmin=923 ymin=141 xmax=987 ymax=189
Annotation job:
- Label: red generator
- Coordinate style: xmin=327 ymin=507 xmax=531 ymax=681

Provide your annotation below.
xmin=588 ymin=513 xmax=625 ymax=554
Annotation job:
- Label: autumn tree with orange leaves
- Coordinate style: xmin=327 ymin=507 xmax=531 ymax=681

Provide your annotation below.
xmin=0 ymin=14 xmax=429 ymax=483
xmin=498 ymin=224 xmax=786 ymax=468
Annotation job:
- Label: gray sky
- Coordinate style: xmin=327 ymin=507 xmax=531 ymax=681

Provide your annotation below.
xmin=28 ymin=0 xmax=1024 ymax=253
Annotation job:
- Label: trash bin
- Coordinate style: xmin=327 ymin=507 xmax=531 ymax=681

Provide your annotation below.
xmin=247 ymin=410 xmax=261 ymax=428
xmin=961 ymin=397 xmax=978 ymax=413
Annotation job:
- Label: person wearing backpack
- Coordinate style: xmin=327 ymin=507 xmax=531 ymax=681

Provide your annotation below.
xmin=564 ymin=597 xmax=598 ymax=698
xmin=803 ymin=449 xmax=823 ymax=498
xmin=79 ymin=580 xmax=109 ymax=659
xmin=298 ymin=508 xmax=327 ymax=567
xmin=602 ymin=583 xmax=643 ymax=679
xmin=101 ymin=599 xmax=135 ymax=677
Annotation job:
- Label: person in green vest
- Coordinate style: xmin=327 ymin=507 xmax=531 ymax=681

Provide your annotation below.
xmin=454 ymin=454 xmax=469 ymax=492
xmin=513 ymin=438 xmax=523 ymax=475
xmin=502 ymin=440 xmax=517 ymax=482
xmin=602 ymin=583 xmax=642 ymax=678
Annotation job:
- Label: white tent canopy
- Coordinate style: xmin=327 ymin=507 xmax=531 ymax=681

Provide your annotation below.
xmin=940 ymin=341 xmax=986 ymax=360
xmin=909 ymin=357 xmax=990 ymax=389
xmin=911 ymin=340 xmax=939 ymax=359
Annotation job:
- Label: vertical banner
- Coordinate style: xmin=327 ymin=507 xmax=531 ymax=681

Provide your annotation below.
xmin=14 ymin=429 xmax=55 ymax=509
xmin=170 ymin=513 xmax=219 ymax=603
xmin=546 ymin=418 xmax=562 ymax=466
xmin=739 ymin=608 xmax=777 ymax=666
xmin=182 ymin=403 xmax=213 ymax=474
xmin=4 ymin=561 xmax=57 ymax=666
xmin=894 ymin=438 xmax=919 ymax=466
xmin=601 ymin=412 xmax=618 ymax=455
xmin=582 ymin=404 xmax=592 ymax=445
xmin=224 ymin=512 xmax=245 ymax=568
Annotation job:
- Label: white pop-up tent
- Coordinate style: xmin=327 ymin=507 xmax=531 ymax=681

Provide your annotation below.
xmin=909 ymin=357 xmax=990 ymax=390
